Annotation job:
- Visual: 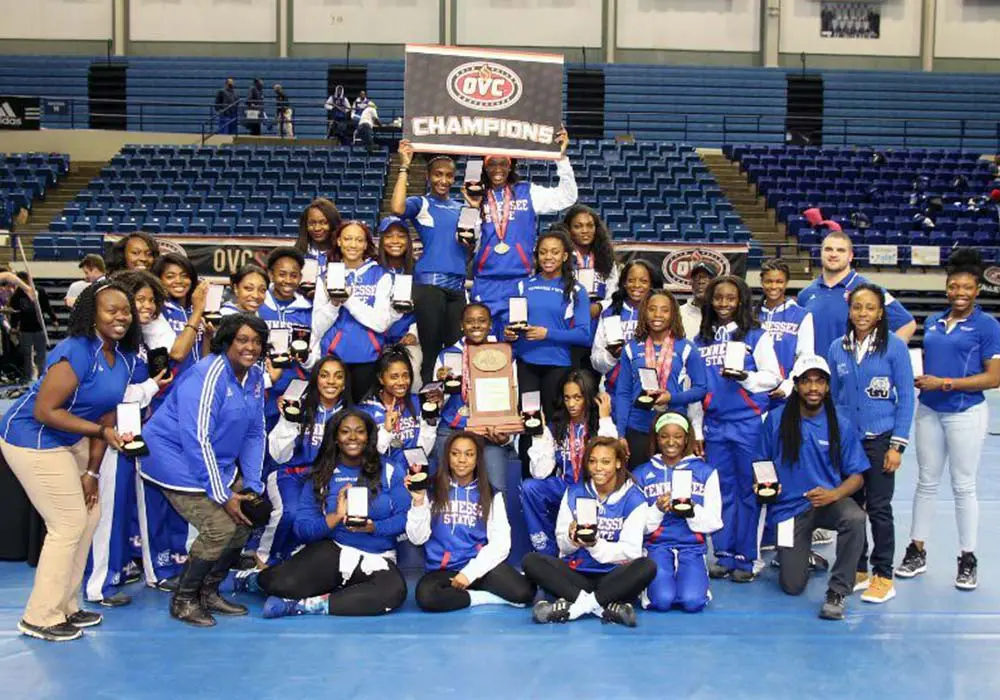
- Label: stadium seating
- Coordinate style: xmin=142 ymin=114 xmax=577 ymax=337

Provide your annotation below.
xmin=0 ymin=152 xmax=71 ymax=228
xmin=725 ymin=144 xmax=1000 ymax=265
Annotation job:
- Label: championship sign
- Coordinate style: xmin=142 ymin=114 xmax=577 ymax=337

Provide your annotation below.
xmin=403 ymin=45 xmax=564 ymax=159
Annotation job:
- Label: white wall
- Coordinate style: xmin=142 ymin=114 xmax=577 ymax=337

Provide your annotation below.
xmin=129 ymin=0 xmax=277 ymax=42
xmin=0 ymin=0 xmax=112 ymax=41
xmin=780 ymin=0 xmax=922 ymax=57
xmin=935 ymin=0 xmax=1000 ymax=60
xmin=293 ymin=0 xmax=439 ymax=44
xmin=456 ymin=0 xmax=603 ymax=49
xmin=617 ymin=0 xmax=761 ymax=52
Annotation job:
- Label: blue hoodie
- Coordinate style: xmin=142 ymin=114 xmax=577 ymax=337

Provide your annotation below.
xmin=513 ymin=275 xmax=590 ymax=366
xmin=139 ymin=354 xmax=266 ymax=502
xmin=267 ymin=401 xmax=344 ymax=472
xmin=315 ymin=260 xmax=396 ymax=364
xmin=633 ymin=454 xmax=722 ymax=550
xmin=557 ymin=479 xmax=648 ymax=574
xmin=259 ymin=289 xmax=313 ymax=420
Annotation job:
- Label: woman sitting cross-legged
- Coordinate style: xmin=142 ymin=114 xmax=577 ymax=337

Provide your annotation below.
xmin=231 ymin=409 xmax=410 ymax=618
xmin=522 ymin=437 xmax=656 ymax=628
xmin=407 ymin=431 xmax=536 ymax=613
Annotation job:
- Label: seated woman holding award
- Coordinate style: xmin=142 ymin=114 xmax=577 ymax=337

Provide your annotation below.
xmin=632 ymin=412 xmax=722 ymax=613
xmin=522 ymin=370 xmax=617 ymax=557
xmin=257 ymin=355 xmax=352 ymax=567
xmin=503 ymin=225 xmax=591 ymax=421
xmin=233 ymin=410 xmax=409 ymax=618
xmin=613 ymin=288 xmax=708 ymax=469
xmin=406 ymin=431 xmax=536 ymax=613
xmin=522 ymin=437 xmax=656 ymax=628
xmin=591 ymin=259 xmax=662 ymax=403
xmin=359 ymin=345 xmax=438 ymax=477
xmin=138 ymin=313 xmax=269 ymax=628
xmin=433 ymin=302 xmax=518 ymax=493
xmin=691 ymin=276 xmax=781 ymax=584
xmin=311 ymin=220 xmax=401 ymax=404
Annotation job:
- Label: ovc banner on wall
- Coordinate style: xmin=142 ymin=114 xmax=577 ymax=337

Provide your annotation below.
xmin=613 ymin=242 xmax=749 ymax=292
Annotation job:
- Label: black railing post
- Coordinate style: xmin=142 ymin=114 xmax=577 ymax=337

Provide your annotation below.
xmin=960 ymin=119 xmax=966 ymax=151
xmin=683 ymin=114 xmax=688 ymax=143
xmin=903 ymin=119 xmax=908 ymax=148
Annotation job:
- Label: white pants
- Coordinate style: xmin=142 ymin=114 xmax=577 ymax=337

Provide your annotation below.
xmin=911 ymin=401 xmax=988 ymax=552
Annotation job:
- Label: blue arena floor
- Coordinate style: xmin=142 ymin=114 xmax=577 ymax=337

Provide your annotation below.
xmin=2 ymin=405 xmax=1000 ymax=699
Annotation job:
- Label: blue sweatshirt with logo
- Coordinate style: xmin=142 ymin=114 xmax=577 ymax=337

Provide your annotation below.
xmin=513 ymin=275 xmax=590 ymax=366
xmin=557 ymin=479 xmax=648 ymax=574
xmin=633 ymin=454 xmax=722 ymax=550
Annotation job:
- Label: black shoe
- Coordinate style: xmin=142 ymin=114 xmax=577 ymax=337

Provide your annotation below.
xmin=17 ymin=619 xmax=83 ymax=642
xmin=532 ymin=599 xmax=571 ymax=624
xmin=896 ymin=542 xmax=927 ymax=578
xmin=171 ymin=558 xmax=217 ymax=627
xmin=98 ymin=592 xmax=132 ymax=607
xmin=200 ymin=547 xmax=249 ymax=616
xmin=601 ymin=602 xmax=637 ymax=627
xmin=708 ymin=564 xmax=732 ymax=580
xmin=819 ymin=590 xmax=846 ymax=621
xmin=809 ymin=551 xmax=830 ymax=572
xmin=67 ymin=611 xmax=103 ymax=628
xmin=235 ymin=554 xmax=258 ymax=571
xmin=956 ymin=552 xmax=978 ymax=591
xmin=150 ymin=576 xmax=179 ymax=592
xmin=730 ymin=569 xmax=756 ymax=583
xmin=123 ymin=560 xmax=142 ymax=585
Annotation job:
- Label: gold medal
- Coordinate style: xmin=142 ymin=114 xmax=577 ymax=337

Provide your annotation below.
xmin=458 ymin=406 xmax=470 ymax=418
xmin=494 ymin=242 xmax=510 ymax=255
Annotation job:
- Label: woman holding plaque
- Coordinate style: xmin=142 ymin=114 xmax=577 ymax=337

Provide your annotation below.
xmin=294 ymin=198 xmax=342 ymax=270
xmin=614 ymin=288 xmax=708 ymax=469
xmin=311 ymin=221 xmax=399 ymax=404
xmin=258 ymin=355 xmax=352 ymax=566
xmin=632 ymin=413 xmax=721 ymax=613
xmin=472 ymin=128 xmax=578 ymax=337
xmin=138 ymin=313 xmax=268 ymax=627
xmin=0 ymin=282 xmax=141 ymax=641
xmin=359 ymin=345 xmax=437 ymax=476
xmin=522 ymin=370 xmax=617 ymax=557
xmin=243 ymin=410 xmax=409 ymax=618
xmin=407 ymin=431 xmax=536 ymax=612
xmin=691 ymin=276 xmax=781 ymax=583
xmin=522 ymin=437 xmax=655 ymax=627
xmin=563 ymin=204 xmax=619 ymax=383
xmin=591 ymin=259 xmax=661 ymax=402
xmin=377 ymin=215 xmax=422 ymax=392
xmin=434 ymin=302 xmax=517 ymax=492
xmin=391 ymin=142 xmax=471 ymax=384
xmin=503 ymin=226 xmax=590 ymax=422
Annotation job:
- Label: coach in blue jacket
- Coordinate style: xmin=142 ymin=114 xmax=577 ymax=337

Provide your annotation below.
xmin=140 ymin=312 xmax=268 ymax=627
xmin=827 ymin=284 xmax=914 ymax=604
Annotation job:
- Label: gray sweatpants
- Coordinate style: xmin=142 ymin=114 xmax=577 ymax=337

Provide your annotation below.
xmin=777 ymin=498 xmax=866 ymax=597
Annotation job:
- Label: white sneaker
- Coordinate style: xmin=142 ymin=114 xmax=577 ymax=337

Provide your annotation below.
xmin=812 ymin=529 xmax=834 ymax=546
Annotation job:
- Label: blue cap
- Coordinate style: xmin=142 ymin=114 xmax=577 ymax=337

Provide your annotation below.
xmin=378 ymin=215 xmax=406 ymax=234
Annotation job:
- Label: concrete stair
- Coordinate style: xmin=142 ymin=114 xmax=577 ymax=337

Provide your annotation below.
xmin=22 ymin=161 xmax=105 ymax=235
xmin=701 ymin=152 xmax=812 ymax=278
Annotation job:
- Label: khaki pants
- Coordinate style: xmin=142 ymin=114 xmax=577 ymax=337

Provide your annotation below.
xmin=0 ymin=437 xmax=100 ymax=627
xmin=164 ymin=484 xmax=250 ymax=561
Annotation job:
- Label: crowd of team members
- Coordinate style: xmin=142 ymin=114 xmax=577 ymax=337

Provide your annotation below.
xmin=2 ymin=134 xmax=999 ymax=642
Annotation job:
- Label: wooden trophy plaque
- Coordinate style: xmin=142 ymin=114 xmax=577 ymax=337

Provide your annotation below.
xmin=466 ymin=342 xmax=524 ymax=435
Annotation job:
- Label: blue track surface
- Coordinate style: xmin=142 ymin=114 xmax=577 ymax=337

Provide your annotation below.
xmin=3 ymin=400 xmax=1000 ymax=699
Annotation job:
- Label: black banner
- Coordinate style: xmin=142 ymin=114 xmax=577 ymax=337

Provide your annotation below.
xmin=0 ymin=96 xmax=41 ymax=131
xmin=403 ymin=45 xmax=564 ymax=160
xmin=105 ymin=235 xmax=283 ymax=279
xmin=983 ymin=266 xmax=1000 ymax=296
xmin=613 ymin=242 xmax=749 ymax=292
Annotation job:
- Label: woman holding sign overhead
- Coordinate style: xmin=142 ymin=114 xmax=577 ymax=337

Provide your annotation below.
xmin=391 ymin=142 xmax=473 ymax=385
xmin=472 ymin=128 xmax=577 ymax=338
xmin=0 ymin=281 xmax=141 ymax=641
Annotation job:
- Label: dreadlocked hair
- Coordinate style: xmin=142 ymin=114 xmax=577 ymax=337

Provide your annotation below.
xmin=311 ymin=408 xmax=383 ymax=503
xmin=778 ymin=388 xmax=842 ymax=473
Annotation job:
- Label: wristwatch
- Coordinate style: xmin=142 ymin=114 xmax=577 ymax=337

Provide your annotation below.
xmin=890 ymin=443 xmax=906 ymax=454
xmin=942 ymin=379 xmax=954 ymax=392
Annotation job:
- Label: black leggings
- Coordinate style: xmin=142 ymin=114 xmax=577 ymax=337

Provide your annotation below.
xmin=347 ymin=362 xmax=379 ymax=404
xmin=414 ymin=564 xmax=536 ymax=613
xmin=413 ymin=284 xmax=466 ymax=384
xmin=517 ymin=361 xmax=572 ymax=422
xmin=522 ymin=552 xmax=656 ymax=607
xmin=258 ymin=540 xmax=407 ymax=616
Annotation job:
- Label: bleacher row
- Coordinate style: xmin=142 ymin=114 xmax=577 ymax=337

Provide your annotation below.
xmin=49 ymin=144 xmax=389 ymax=237
xmin=1 ymin=153 xmax=70 ymax=228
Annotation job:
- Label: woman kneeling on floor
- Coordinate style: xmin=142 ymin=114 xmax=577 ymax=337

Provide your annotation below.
xmin=522 ymin=437 xmax=656 ymax=627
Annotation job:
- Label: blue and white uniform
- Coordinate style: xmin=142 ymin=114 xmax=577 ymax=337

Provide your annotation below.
xmin=827 ymin=332 xmax=915 ymax=448
xmin=758 ymin=299 xmax=814 ymax=407
xmin=513 ymin=275 xmax=590 ymax=367
xmin=471 ymin=160 xmax=578 ymax=334
xmin=401 ymin=194 xmax=468 ymax=293
xmin=756 ymin=406 xmax=870 ymax=528
xmin=591 ymin=301 xmax=641 ymax=397
xmin=257 ymin=401 xmax=343 ymax=565
xmin=522 ymin=416 xmax=618 ymax=556
xmin=614 ymin=336 xmax=708 ymax=437
xmin=158 ymin=299 xmax=204 ymax=396
xmin=556 ymin=479 xmax=648 ymax=573
xmin=311 ymin=260 xmax=397 ymax=366
xmin=406 ymin=481 xmax=510 ymax=581
xmin=633 ymin=455 xmax=722 ymax=612
xmin=690 ymin=323 xmax=780 ymax=573
xmin=359 ymin=394 xmax=438 ymax=475
xmin=797 ymin=270 xmax=914 ymax=362
xmin=139 ymin=354 xmax=267 ymax=502
xmin=573 ymin=252 xmax=620 ymax=343
xmin=384 ymin=268 xmax=418 ymax=346
xmin=259 ymin=290 xmax=314 ymax=428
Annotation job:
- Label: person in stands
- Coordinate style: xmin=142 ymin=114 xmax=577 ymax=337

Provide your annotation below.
xmin=65 ymin=254 xmax=106 ymax=309
xmin=214 ymin=78 xmax=239 ymax=135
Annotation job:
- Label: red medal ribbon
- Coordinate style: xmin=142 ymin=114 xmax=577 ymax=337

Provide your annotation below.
xmin=487 ymin=186 xmax=514 ymax=246
xmin=567 ymin=422 xmax=589 ymax=483
xmin=644 ymin=336 xmax=676 ymax=391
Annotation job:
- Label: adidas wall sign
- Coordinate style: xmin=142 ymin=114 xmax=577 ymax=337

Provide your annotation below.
xmin=0 ymin=96 xmax=41 ymax=131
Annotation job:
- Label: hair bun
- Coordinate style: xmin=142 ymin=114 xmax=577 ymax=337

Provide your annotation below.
xmin=947 ymin=247 xmax=983 ymax=269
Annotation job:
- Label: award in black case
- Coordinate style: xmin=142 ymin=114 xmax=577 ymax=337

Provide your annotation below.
xmin=753 ymin=460 xmax=780 ymax=504
xmin=521 ymin=390 xmax=544 ymax=437
xmin=281 ymin=379 xmax=308 ymax=423
xmin=203 ymin=284 xmax=224 ymax=325
xmin=671 ymin=469 xmax=694 ymax=518
xmin=635 ymin=367 xmax=659 ymax=410
xmin=575 ymin=498 xmax=598 ymax=545
xmin=404 ymin=447 xmax=431 ymax=491
xmin=326 ymin=262 xmax=349 ymax=303
xmin=345 ymin=486 xmax=369 ymax=528
xmin=117 ymin=402 xmax=148 ymax=457
xmin=508 ymin=296 xmax=528 ymax=334
xmin=392 ymin=273 xmax=414 ymax=313
xmin=268 ymin=328 xmax=292 ymax=369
